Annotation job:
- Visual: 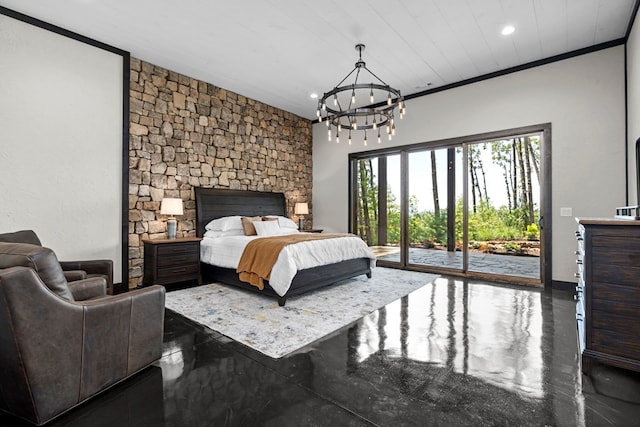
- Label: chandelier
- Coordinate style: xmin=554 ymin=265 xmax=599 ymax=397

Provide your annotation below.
xmin=317 ymin=44 xmax=406 ymax=145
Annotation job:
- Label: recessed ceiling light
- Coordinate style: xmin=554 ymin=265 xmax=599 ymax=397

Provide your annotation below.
xmin=310 ymin=93 xmax=318 ymax=99
xmin=501 ymin=25 xmax=515 ymax=36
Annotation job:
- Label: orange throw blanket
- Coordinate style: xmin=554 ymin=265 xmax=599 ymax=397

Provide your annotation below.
xmin=237 ymin=233 xmax=353 ymax=290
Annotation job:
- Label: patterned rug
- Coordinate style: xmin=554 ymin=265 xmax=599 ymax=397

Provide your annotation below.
xmin=164 ymin=267 xmax=439 ymax=358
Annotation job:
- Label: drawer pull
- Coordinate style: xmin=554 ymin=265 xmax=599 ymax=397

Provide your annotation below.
xmin=574 ymin=273 xmax=580 ymax=278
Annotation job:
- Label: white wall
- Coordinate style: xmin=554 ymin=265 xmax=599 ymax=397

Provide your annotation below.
xmin=0 ymin=14 xmax=124 ymax=282
xmin=313 ymin=46 xmax=626 ymax=283
xmin=628 ymin=12 xmax=640 ymax=204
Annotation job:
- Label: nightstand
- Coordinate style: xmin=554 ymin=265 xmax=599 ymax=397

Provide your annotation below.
xmin=143 ymin=237 xmax=202 ymax=287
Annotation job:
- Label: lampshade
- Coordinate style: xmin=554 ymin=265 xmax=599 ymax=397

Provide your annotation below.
xmin=294 ymin=202 xmax=309 ymax=215
xmin=160 ymin=198 xmax=184 ymax=216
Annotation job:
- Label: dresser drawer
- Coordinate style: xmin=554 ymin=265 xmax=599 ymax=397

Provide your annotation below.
xmin=591 ymin=328 xmax=640 ymax=360
xmin=592 ymin=282 xmax=640 ymax=307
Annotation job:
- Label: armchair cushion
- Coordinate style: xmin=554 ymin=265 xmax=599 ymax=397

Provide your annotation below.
xmin=0 ymin=242 xmax=74 ymax=301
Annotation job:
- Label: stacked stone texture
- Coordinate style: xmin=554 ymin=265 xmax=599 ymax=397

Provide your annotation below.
xmin=128 ymin=58 xmax=313 ymax=288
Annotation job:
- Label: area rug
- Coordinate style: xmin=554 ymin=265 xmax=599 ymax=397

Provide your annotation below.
xmin=164 ymin=268 xmax=439 ymax=358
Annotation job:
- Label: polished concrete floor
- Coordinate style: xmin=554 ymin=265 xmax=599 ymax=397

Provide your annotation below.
xmin=2 ymin=277 xmax=640 ymax=426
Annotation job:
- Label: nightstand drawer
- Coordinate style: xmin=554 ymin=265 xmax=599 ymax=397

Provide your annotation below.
xmin=157 ymin=243 xmax=199 ymax=257
xmin=156 ymin=250 xmax=199 ymax=268
xmin=157 ymin=264 xmax=200 ymax=281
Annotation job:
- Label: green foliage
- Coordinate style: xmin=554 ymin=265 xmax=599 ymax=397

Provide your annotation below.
xmin=368 ymin=195 xmax=539 ymax=246
xmin=354 ymin=137 xmax=541 ymax=247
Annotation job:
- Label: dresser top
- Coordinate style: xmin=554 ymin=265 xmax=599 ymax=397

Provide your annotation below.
xmin=576 ymin=217 xmax=640 ymax=226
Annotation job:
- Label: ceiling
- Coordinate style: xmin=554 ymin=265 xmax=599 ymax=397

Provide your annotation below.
xmin=1 ymin=0 xmax=637 ymax=120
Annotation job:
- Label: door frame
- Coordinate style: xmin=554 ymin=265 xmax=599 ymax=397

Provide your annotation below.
xmin=349 ymin=123 xmax=552 ymax=289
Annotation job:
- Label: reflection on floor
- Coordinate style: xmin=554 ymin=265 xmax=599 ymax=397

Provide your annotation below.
xmin=375 ymin=246 xmax=541 ymax=280
xmin=2 ymin=277 xmax=640 ymax=426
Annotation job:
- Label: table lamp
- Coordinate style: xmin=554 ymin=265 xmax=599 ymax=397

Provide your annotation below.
xmin=160 ymin=198 xmax=183 ymax=239
xmin=294 ymin=202 xmax=309 ymax=230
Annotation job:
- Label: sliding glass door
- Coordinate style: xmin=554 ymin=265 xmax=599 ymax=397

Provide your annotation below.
xmin=407 ymin=147 xmax=463 ymax=271
xmin=465 ymin=137 xmax=541 ymax=281
xmin=350 ymin=125 xmax=549 ymax=287
xmin=354 ymin=153 xmax=401 ymax=265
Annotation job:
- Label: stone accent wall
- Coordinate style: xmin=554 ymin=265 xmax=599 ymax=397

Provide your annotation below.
xmin=128 ymin=58 xmax=313 ymax=288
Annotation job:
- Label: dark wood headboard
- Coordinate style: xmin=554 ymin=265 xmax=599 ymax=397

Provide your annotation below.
xmin=195 ymin=188 xmax=287 ymax=237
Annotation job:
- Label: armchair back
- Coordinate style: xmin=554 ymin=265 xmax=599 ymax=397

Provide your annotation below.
xmin=0 ymin=242 xmax=73 ymax=300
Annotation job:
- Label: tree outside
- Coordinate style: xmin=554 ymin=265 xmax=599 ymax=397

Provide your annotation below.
xmin=355 ymin=136 xmax=541 ymax=257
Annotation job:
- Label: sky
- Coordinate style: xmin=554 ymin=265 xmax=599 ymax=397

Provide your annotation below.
xmin=382 ymin=141 xmax=541 ymax=212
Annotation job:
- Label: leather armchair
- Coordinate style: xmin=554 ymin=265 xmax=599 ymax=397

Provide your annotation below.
xmin=0 ymin=230 xmax=113 ymax=291
xmin=0 ymin=242 xmax=165 ymax=425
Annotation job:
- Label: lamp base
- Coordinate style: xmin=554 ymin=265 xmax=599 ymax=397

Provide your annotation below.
xmin=167 ymin=218 xmax=177 ymax=239
xmin=298 ymin=217 xmax=305 ymax=231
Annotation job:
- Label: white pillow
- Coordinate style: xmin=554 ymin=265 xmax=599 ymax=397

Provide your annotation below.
xmin=263 ymin=215 xmax=298 ymax=229
xmin=204 ymin=229 xmax=245 ymax=238
xmin=253 ymin=220 xmax=282 ymax=236
xmin=205 ymin=216 xmax=243 ymax=231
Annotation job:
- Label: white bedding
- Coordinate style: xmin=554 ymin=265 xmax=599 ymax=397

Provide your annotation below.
xmin=200 ymin=232 xmax=376 ymax=296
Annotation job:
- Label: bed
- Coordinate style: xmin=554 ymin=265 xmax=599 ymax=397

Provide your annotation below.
xmin=195 ymin=187 xmax=374 ymax=306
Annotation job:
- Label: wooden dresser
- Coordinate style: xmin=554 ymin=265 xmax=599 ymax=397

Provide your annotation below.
xmin=575 ymin=218 xmax=640 ymax=374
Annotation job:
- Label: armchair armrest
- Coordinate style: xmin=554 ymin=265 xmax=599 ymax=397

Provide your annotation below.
xmin=64 ymin=270 xmax=87 ymax=282
xmin=59 ymin=259 xmax=113 ymax=286
xmin=67 ymin=277 xmax=107 ymax=301
xmin=79 ymin=285 xmax=165 ymax=397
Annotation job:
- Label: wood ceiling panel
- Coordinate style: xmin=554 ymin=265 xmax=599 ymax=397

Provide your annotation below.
xmin=0 ymin=0 xmax=635 ymax=119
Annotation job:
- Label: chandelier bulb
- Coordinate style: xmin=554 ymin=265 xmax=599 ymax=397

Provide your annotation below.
xmin=336 ymin=132 xmax=340 ymax=144
xmin=353 ymin=117 xmax=358 ymax=130
xmin=370 ymin=86 xmax=374 ymax=103
xmin=334 ymin=94 xmax=338 ymax=106
xmin=372 ymin=115 xmax=377 ymax=129
xmin=364 ymin=130 xmax=368 ymax=146
xmin=338 ymin=122 xmax=342 ymax=132
xmin=387 ymin=92 xmax=392 ymax=106
xmin=348 ymin=130 xmax=352 ymax=145
xmin=326 ymin=118 xmax=330 ymax=127
xmin=328 ymin=129 xmax=331 ymax=141
xmin=392 ymin=122 xmax=396 ymax=136
xmin=351 ymin=88 xmax=356 ymax=105
xmin=377 ymin=128 xmax=381 ymax=144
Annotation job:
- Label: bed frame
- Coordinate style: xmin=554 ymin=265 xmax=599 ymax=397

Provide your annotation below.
xmin=195 ymin=187 xmax=372 ymax=306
